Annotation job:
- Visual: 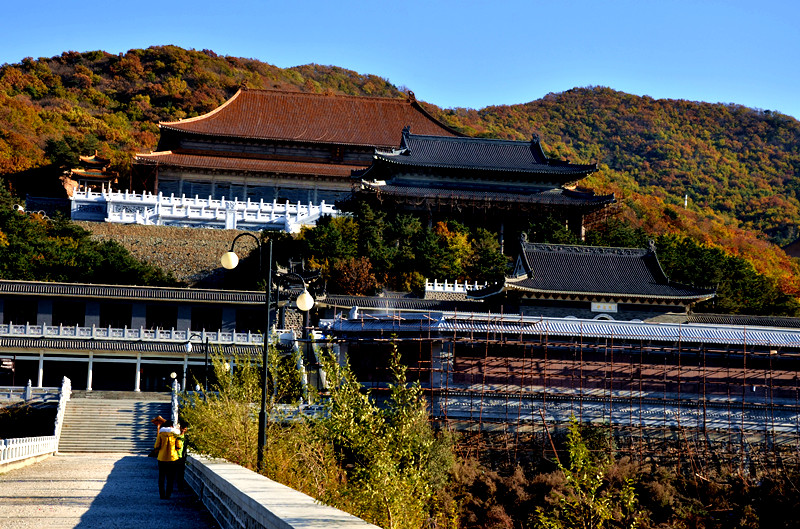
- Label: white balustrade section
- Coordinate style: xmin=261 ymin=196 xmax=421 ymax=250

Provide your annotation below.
xmin=0 ymin=323 xmax=264 ymax=347
xmin=54 ymin=377 xmax=71 ymax=440
xmin=425 ymin=279 xmax=488 ymax=294
xmin=0 ymin=437 xmax=59 ymax=466
xmin=70 ymin=189 xmax=340 ymax=233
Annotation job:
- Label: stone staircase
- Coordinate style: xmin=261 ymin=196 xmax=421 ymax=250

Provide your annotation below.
xmin=58 ymin=392 xmax=172 ymax=454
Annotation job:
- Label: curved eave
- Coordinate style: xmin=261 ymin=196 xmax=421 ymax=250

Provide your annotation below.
xmin=373 ymin=154 xmax=596 ymax=178
xmin=360 ymin=182 xmax=616 ymax=207
xmin=505 ymin=281 xmax=716 ymax=303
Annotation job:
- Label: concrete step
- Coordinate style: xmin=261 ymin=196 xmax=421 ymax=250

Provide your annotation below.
xmin=59 ymin=397 xmax=172 ymax=453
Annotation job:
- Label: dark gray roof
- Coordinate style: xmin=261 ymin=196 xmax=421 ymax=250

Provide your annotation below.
xmin=362 ymin=183 xmax=614 ymax=207
xmin=320 ymin=294 xmax=485 ymax=312
xmin=0 ymin=279 xmax=265 ymax=305
xmin=0 ymin=337 xmax=261 ymax=354
xmin=492 ymin=243 xmax=715 ymax=301
xmin=372 ymin=132 xmax=597 ymax=176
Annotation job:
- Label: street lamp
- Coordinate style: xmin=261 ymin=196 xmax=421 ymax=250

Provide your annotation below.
xmin=186 ymin=333 xmax=210 ymax=392
xmin=221 ymin=233 xmax=315 ymax=472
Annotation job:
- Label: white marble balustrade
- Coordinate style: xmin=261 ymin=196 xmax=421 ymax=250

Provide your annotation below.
xmin=0 ymin=323 xmax=264 ymax=346
xmin=70 ymin=189 xmax=340 ymax=233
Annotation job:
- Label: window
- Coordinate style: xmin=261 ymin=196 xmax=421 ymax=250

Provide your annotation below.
xmin=52 ymin=300 xmax=86 ymax=327
xmin=146 ymin=305 xmax=178 ymax=330
xmin=3 ymin=298 xmax=38 ymax=325
xmin=192 ymin=306 xmax=222 ymax=332
xmin=99 ymin=303 xmax=132 ymax=329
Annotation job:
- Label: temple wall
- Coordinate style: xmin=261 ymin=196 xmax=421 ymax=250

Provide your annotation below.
xmin=520 ymin=304 xmax=686 ymax=321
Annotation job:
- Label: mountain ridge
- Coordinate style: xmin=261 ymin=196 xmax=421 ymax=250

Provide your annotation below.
xmin=1 ymin=45 xmax=798 ymax=295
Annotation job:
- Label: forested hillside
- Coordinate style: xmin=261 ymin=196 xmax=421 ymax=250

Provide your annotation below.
xmin=1 ymin=45 xmax=799 ymax=296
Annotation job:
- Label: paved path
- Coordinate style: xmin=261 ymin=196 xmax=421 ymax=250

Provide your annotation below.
xmin=0 ymin=453 xmax=219 ymax=529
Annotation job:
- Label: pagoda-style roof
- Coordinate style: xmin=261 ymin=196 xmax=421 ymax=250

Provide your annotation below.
xmin=69 ymin=169 xmax=117 ymax=181
xmin=471 ymin=241 xmax=715 ymax=303
xmin=369 ymin=131 xmax=596 ymax=177
xmin=362 ymin=182 xmax=615 ymax=209
xmin=78 ymin=151 xmax=111 ymax=167
xmin=134 ymin=151 xmax=356 ymax=179
xmin=158 ymin=88 xmax=461 ymax=148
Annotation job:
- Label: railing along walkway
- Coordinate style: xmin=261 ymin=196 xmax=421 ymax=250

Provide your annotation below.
xmin=0 ymin=323 xmax=264 ymax=347
xmin=0 ymin=453 xmax=217 ymax=529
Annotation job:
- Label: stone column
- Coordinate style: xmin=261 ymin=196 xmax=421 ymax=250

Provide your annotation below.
xmin=86 ymin=352 xmax=94 ymax=391
xmin=134 ymin=353 xmax=142 ymax=392
xmin=37 ymin=352 xmax=44 ymax=388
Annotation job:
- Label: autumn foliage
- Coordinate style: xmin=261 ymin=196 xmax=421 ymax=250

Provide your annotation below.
xmin=1 ymin=47 xmax=799 ymax=302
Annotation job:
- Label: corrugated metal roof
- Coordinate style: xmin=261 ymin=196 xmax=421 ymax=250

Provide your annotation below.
xmin=324 ymin=312 xmax=800 ymax=348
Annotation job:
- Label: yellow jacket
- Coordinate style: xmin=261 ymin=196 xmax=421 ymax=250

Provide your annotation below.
xmin=154 ymin=428 xmax=183 ymax=462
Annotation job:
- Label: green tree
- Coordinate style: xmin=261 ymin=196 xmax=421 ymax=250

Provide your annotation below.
xmin=467 ymin=227 xmax=509 ymax=282
xmin=536 ymin=417 xmax=642 ymax=529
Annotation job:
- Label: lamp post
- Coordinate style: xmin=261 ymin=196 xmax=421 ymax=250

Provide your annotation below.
xmin=221 ymin=233 xmax=314 ymax=473
xmin=186 ymin=332 xmax=210 ymax=392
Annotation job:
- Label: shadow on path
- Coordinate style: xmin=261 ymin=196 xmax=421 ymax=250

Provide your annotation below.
xmin=0 ymin=453 xmax=218 ymax=529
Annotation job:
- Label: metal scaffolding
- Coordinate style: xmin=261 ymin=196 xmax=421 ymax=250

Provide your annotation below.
xmin=325 ymin=310 xmax=800 ymax=468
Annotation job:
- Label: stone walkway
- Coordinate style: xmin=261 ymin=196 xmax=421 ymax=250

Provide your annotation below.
xmin=0 ymin=453 xmax=218 ymax=529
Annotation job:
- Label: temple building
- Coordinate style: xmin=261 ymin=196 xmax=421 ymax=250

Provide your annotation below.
xmin=131 ymin=88 xmax=460 ymax=204
xmin=468 ymin=237 xmax=715 ymax=320
xmin=63 ymin=151 xmax=119 ymax=195
xmin=353 ymin=129 xmax=615 ymax=239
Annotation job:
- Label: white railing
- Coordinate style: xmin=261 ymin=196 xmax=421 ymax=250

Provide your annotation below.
xmin=0 ymin=377 xmax=70 ymax=467
xmin=70 ymin=189 xmax=340 ymax=233
xmin=0 ymin=436 xmax=58 ymax=466
xmin=425 ymin=279 xmax=488 ymax=294
xmin=54 ymin=377 xmax=71 ymax=440
xmin=0 ymin=323 xmax=264 ymax=347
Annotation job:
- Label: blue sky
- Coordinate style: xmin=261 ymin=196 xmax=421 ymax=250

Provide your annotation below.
xmin=2 ymin=0 xmax=799 ymax=119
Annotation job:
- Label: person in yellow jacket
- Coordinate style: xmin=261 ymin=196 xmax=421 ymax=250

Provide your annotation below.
xmin=153 ymin=419 xmax=183 ymax=499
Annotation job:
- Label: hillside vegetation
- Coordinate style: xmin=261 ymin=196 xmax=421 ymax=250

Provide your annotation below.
xmin=1 ymin=45 xmax=799 ymax=296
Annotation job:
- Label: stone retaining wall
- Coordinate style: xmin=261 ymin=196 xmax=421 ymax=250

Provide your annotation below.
xmin=185 ymin=454 xmax=379 ymax=529
xmin=76 ymin=222 xmax=259 ymax=286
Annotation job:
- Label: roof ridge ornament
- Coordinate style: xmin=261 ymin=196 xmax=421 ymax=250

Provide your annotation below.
xmin=648 ymin=239 xmax=656 ymax=253
xmin=406 ymin=90 xmax=415 ymax=102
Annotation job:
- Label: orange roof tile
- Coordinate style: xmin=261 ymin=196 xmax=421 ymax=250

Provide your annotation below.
xmin=134 ymin=151 xmax=359 ymax=178
xmin=159 ymin=88 xmax=460 ymax=148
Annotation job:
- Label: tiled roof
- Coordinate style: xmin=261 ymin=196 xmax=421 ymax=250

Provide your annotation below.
xmin=501 ymin=243 xmax=715 ymax=301
xmin=372 ymin=132 xmax=596 ymax=176
xmin=0 ymin=337 xmax=260 ymax=354
xmin=319 ymin=294 xmax=485 ymax=312
xmin=0 ymin=279 xmax=265 ymax=305
xmin=363 ymin=183 xmax=615 ymax=207
xmin=134 ymin=151 xmax=359 ymax=178
xmin=159 ymin=89 xmax=460 ymax=148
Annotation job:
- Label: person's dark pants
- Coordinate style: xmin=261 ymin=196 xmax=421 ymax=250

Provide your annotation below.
xmin=176 ymin=456 xmax=186 ymax=490
xmin=158 ymin=460 xmax=178 ymax=499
